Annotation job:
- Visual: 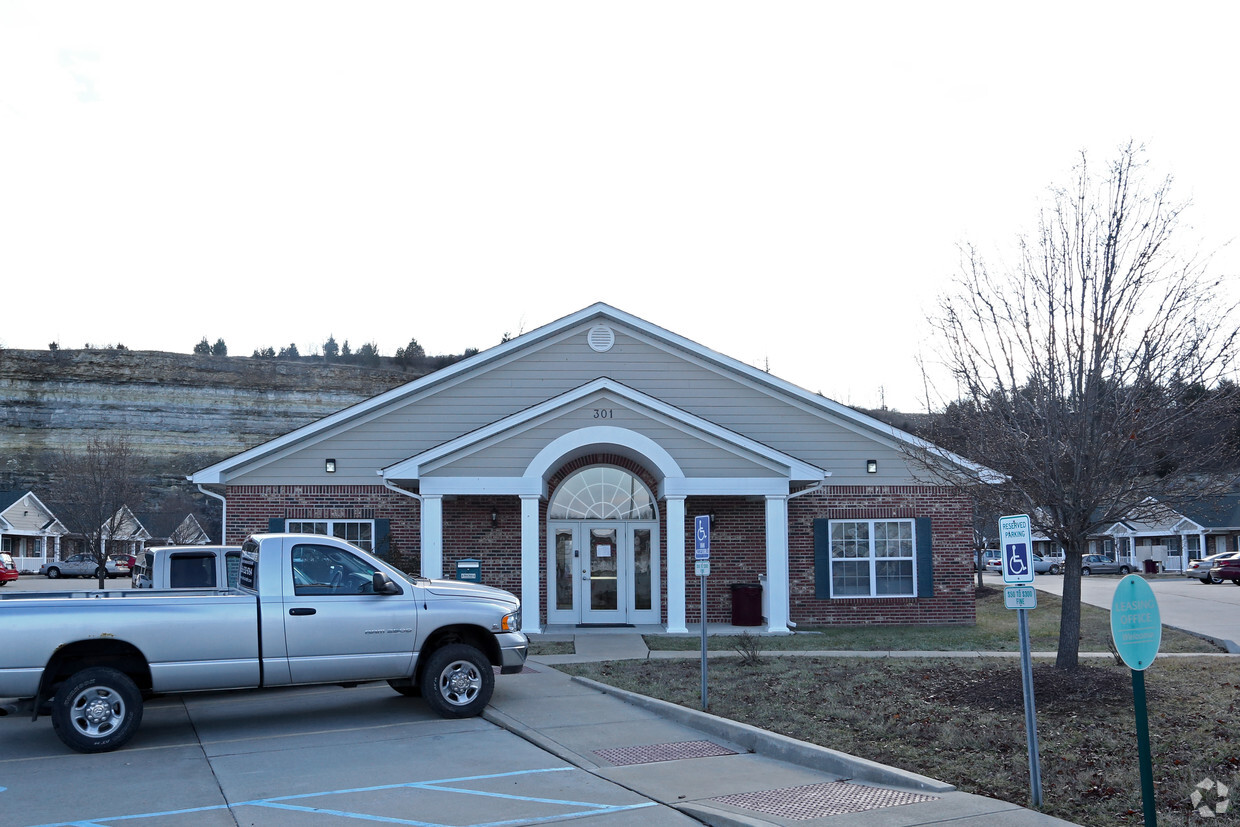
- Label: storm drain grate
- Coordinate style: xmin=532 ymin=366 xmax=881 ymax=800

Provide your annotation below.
xmin=594 ymin=740 xmax=738 ymax=766
xmin=712 ymin=781 xmax=940 ymax=820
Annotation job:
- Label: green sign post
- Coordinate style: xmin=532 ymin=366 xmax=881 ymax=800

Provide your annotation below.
xmin=1111 ymin=574 xmax=1162 ymax=826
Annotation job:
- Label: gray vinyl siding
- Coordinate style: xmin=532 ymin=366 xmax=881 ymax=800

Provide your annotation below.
xmin=426 ymin=397 xmax=786 ymax=479
xmin=1 ymin=497 xmax=57 ymax=533
xmin=227 ymin=322 xmax=919 ymax=486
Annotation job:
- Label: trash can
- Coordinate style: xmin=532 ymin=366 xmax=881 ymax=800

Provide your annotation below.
xmin=1143 ymin=559 xmax=1158 ymax=574
xmin=730 ymin=583 xmax=762 ymax=626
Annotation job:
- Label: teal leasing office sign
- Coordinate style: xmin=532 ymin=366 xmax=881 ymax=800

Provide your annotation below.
xmin=1111 ymin=573 xmax=1163 ymax=826
xmin=1110 ymin=574 xmax=1162 ymax=671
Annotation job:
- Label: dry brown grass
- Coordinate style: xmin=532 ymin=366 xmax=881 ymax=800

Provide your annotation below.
xmin=560 ymin=656 xmax=1240 ymax=826
xmin=556 ymin=588 xmax=1238 ymax=825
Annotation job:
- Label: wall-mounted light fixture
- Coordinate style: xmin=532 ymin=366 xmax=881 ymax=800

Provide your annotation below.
xmin=709 ymin=510 xmax=717 ymax=529
xmin=491 ymin=508 xmax=498 ymax=528
xmin=866 ymin=459 xmax=878 ymax=474
xmin=325 ymin=458 xmax=336 ymax=473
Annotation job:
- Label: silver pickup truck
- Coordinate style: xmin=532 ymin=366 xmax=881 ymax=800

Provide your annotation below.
xmin=0 ymin=533 xmax=527 ymax=753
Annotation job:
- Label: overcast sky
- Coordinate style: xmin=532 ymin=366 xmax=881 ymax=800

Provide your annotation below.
xmin=2 ymin=2 xmax=1237 ymax=412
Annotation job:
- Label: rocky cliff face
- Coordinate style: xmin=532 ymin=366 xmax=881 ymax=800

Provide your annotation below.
xmin=0 ymin=348 xmax=417 ymax=492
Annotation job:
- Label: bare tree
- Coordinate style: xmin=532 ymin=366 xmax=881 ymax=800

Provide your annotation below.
xmin=923 ymin=143 xmax=1240 ymax=670
xmin=51 ymin=435 xmax=145 ymax=589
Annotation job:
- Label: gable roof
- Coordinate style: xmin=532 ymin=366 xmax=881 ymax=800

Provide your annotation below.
xmin=192 ymin=303 xmax=993 ymax=485
xmin=0 ymin=490 xmax=67 ymax=534
xmin=382 ymin=377 xmax=829 ymax=498
xmin=1179 ymin=493 xmax=1240 ymax=530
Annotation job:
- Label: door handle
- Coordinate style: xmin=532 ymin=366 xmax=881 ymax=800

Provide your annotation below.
xmin=289 ymin=607 xmax=316 ymax=616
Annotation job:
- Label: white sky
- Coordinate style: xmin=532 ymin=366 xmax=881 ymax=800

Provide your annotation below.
xmin=2 ymin=2 xmax=1237 ymax=412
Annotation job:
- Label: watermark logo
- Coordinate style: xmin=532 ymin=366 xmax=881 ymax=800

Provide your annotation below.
xmin=1191 ymin=778 xmax=1229 ymax=818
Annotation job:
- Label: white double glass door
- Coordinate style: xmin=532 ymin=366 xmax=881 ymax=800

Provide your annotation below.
xmin=548 ymin=521 xmax=658 ymax=625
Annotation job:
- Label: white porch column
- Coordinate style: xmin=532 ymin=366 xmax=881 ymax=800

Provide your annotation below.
xmin=520 ymin=495 xmax=542 ymax=634
xmin=765 ymin=495 xmax=791 ymax=633
xmin=420 ymin=494 xmax=444 ymax=579
xmin=666 ymin=495 xmax=687 ymax=633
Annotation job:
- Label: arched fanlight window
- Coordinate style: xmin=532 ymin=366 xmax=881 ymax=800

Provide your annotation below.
xmin=548 ymin=466 xmax=656 ymax=520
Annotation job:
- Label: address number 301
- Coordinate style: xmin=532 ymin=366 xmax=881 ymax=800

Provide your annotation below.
xmin=592 ymin=409 xmax=614 ymax=419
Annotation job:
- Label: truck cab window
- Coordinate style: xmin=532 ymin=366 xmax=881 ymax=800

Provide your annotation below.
xmin=291 ymin=544 xmax=379 ymax=596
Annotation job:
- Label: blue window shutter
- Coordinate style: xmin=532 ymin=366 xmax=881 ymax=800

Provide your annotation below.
xmin=374 ymin=519 xmax=391 ymax=558
xmin=814 ymin=519 xmax=831 ymax=599
xmin=916 ymin=517 xmax=933 ymax=597
xmin=268 ymin=518 xmax=285 ymax=533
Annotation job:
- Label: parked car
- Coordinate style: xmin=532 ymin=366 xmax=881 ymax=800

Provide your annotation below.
xmin=984 ymin=553 xmax=1003 ymax=573
xmin=0 ymin=552 xmax=18 ymax=586
xmin=1080 ymin=554 xmax=1132 ymax=576
xmin=1185 ymin=552 xmax=1240 ymax=584
xmin=1209 ymin=556 xmax=1240 ymax=585
xmin=1032 ymin=554 xmax=1062 ymax=574
xmin=38 ymin=554 xmax=127 ymax=579
xmin=108 ymin=554 xmax=132 ymax=573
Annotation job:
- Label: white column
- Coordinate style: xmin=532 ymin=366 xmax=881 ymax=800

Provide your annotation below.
xmin=665 ymin=495 xmax=687 ymax=633
xmin=420 ymin=495 xmax=444 ymax=579
xmin=520 ymin=495 xmax=542 ymax=634
xmin=765 ymin=495 xmax=791 ymax=633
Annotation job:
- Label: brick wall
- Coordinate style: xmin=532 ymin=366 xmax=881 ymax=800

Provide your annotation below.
xmin=227 ymin=481 xmax=974 ymax=628
xmin=225 ymin=485 xmax=421 ymax=570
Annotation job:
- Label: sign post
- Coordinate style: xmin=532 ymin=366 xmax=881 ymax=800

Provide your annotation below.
xmin=694 ymin=514 xmax=711 ymax=710
xmin=999 ymin=514 xmax=1042 ymax=807
xmin=1111 ymin=574 xmax=1162 ymax=827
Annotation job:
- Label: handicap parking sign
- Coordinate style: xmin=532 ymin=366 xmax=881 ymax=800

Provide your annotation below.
xmin=999 ymin=514 xmax=1034 ymax=584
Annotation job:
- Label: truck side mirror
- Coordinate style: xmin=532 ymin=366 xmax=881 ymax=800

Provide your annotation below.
xmin=373 ymin=572 xmax=403 ymax=595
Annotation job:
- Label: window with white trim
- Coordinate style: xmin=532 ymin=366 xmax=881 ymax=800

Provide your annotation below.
xmin=829 ymin=519 xmax=916 ymax=597
xmin=285 ymin=520 xmax=374 ymax=552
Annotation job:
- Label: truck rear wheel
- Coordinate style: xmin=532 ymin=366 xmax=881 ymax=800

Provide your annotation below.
xmin=420 ymin=644 xmax=493 ymax=718
xmin=51 ymin=667 xmax=143 ymax=753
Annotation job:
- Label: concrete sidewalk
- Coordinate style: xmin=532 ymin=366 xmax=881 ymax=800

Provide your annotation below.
xmin=485 ymin=631 xmax=1077 ymax=826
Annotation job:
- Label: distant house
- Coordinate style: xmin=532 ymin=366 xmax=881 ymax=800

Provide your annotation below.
xmin=139 ymin=512 xmax=212 ymax=546
xmin=1091 ymin=494 xmax=1240 ymax=572
xmin=103 ymin=505 xmax=151 ymax=559
xmin=0 ymin=490 xmax=67 ymax=571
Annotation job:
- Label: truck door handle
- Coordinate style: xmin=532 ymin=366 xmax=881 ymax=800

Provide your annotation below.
xmin=289 ymin=607 xmax=316 ymax=616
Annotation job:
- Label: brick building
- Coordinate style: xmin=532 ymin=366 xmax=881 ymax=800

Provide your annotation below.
xmin=192 ymin=304 xmax=984 ymax=633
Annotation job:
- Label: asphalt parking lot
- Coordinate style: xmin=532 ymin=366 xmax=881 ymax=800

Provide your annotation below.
xmin=0 ymin=576 xmax=692 ymax=827
xmin=0 ymin=680 xmax=692 ymax=827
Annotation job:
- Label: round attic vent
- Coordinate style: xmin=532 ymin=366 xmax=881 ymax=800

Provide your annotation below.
xmin=587 ymin=324 xmax=615 ymax=353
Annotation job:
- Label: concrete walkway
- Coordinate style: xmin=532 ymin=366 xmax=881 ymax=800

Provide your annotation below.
xmin=483 ymin=629 xmax=1081 ymax=826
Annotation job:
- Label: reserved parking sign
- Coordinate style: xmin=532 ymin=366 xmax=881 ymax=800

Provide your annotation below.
xmin=999 ymin=514 xmax=1034 ymax=584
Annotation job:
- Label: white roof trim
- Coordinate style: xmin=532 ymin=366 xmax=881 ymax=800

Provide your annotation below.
xmin=383 ymin=378 xmax=827 ymax=487
xmin=193 ymin=302 xmax=988 ymax=484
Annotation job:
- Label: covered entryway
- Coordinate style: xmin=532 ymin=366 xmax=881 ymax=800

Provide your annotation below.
xmin=546 ymin=466 xmax=660 ymax=626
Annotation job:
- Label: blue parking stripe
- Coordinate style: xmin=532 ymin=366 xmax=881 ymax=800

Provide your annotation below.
xmin=20 ymin=767 xmax=657 ymax=827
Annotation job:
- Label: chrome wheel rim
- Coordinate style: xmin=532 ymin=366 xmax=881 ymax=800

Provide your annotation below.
xmin=436 ymin=660 xmax=482 ymax=706
xmin=68 ymin=685 xmax=125 ymax=738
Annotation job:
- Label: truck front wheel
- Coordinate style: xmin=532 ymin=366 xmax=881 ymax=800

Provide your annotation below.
xmin=51 ymin=667 xmax=143 ymax=753
xmin=420 ymin=644 xmax=493 ymax=718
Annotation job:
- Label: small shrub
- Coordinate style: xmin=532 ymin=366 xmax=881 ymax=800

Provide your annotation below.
xmin=735 ymin=631 xmax=764 ymax=666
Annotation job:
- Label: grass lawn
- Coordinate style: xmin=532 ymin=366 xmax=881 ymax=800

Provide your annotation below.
xmin=643 ymin=587 xmax=1222 ymax=654
xmin=550 ymin=589 xmax=1238 ymax=826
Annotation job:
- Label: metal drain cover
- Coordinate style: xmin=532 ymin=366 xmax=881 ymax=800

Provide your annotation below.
xmin=712 ymin=781 xmax=940 ymax=820
xmin=594 ymin=740 xmax=738 ymax=766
